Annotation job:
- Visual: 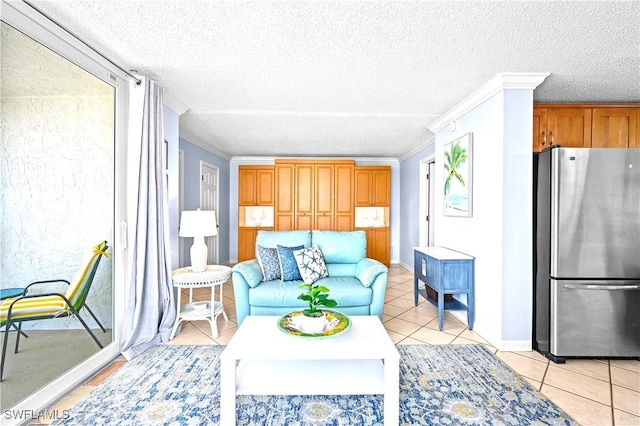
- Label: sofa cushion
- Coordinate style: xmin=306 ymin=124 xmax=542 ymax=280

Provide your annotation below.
xmin=277 ymin=245 xmax=304 ymax=281
xmin=257 ymin=246 xmax=281 ymax=281
xmin=257 ymin=230 xmax=311 ymax=249
xmin=293 ymin=245 xmax=329 ymax=283
xmin=311 ymin=230 xmax=366 ymax=263
xmin=249 ymin=277 xmax=373 ymax=308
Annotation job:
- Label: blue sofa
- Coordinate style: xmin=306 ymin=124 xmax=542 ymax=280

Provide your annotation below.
xmin=232 ymin=230 xmax=388 ymax=325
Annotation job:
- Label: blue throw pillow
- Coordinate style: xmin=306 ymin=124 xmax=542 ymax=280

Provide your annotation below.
xmin=257 ymin=246 xmax=281 ymax=281
xmin=277 ymin=244 xmax=304 ymax=281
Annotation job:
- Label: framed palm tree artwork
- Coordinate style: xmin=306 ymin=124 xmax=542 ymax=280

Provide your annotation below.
xmin=443 ymin=133 xmax=473 ymax=217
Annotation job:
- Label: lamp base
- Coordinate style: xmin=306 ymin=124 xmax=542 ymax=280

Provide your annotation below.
xmin=190 ymin=236 xmax=208 ymax=272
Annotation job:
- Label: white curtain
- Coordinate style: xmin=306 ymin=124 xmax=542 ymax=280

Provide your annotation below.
xmin=121 ymin=76 xmax=176 ymax=359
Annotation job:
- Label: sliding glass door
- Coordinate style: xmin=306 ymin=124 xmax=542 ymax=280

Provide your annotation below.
xmin=1 ymin=3 xmax=126 ymax=417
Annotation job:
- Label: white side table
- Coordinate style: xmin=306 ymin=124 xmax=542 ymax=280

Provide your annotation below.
xmin=170 ymin=265 xmax=231 ymax=340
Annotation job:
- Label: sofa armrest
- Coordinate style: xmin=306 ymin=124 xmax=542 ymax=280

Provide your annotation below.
xmin=232 ymin=259 xmax=263 ymax=325
xmin=232 ymin=259 xmax=263 ymax=288
xmin=355 ymin=258 xmax=388 ymax=287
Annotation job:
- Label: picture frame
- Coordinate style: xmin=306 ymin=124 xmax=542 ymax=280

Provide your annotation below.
xmin=443 ymin=133 xmax=473 ymax=217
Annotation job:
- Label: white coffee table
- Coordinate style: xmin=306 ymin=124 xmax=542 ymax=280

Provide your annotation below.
xmin=219 ymin=315 xmax=399 ymax=425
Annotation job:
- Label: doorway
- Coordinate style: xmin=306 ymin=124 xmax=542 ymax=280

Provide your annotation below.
xmin=200 ymin=162 xmax=219 ymax=264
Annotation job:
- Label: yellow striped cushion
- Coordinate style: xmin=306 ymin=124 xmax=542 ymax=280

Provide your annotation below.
xmin=64 ymin=249 xmax=101 ymax=307
xmin=0 ymin=295 xmax=68 ymax=323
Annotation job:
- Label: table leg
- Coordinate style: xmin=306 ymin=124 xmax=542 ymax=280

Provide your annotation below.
xmin=383 ymin=357 xmax=400 ymax=426
xmin=209 ymin=285 xmax=219 ymax=338
xmin=219 ymin=355 xmax=236 ymax=426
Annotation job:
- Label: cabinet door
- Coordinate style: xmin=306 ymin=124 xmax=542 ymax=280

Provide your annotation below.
xmin=238 ymin=168 xmax=256 ymax=205
xmin=275 ymin=164 xmax=294 ymax=230
xmin=592 ymin=108 xmax=637 ymax=148
xmin=547 ymin=108 xmax=592 ymax=148
xmin=238 ymin=228 xmax=257 ymax=261
xmin=295 ymin=164 xmax=314 ymax=215
xmin=314 ymin=164 xmax=334 ymax=230
xmin=354 ymin=169 xmax=372 ymax=206
xmin=335 ymin=164 xmax=354 ymax=231
xmin=256 ymin=168 xmax=274 ymax=205
xmin=371 ymin=228 xmax=390 ymax=266
xmin=533 ymin=107 xmax=548 ymax=152
xmin=372 ymin=168 xmax=391 ymax=206
xmin=294 ymin=164 xmax=314 ymax=229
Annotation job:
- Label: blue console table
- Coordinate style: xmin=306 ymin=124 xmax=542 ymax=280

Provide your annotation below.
xmin=413 ymin=247 xmax=474 ymax=330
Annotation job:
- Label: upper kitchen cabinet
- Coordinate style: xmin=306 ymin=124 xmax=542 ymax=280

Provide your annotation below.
xmin=238 ymin=165 xmax=274 ymax=205
xmin=533 ymin=105 xmax=591 ymax=152
xmin=354 ymin=166 xmax=391 ymax=206
xmin=534 ymin=104 xmax=640 ymax=151
xmin=592 ymin=108 xmax=637 ymax=148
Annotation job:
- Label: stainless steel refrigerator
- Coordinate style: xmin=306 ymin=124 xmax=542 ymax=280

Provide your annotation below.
xmin=533 ymin=146 xmax=640 ymax=363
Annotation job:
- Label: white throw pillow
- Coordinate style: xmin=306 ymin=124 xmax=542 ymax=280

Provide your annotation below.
xmin=292 ymin=245 xmax=329 ymax=283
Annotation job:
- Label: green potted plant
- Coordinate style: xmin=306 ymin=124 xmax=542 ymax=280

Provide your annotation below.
xmin=297 ymin=283 xmax=337 ymax=333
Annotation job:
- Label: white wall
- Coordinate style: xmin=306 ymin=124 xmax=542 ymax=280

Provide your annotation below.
xmin=433 ymin=88 xmax=535 ymax=350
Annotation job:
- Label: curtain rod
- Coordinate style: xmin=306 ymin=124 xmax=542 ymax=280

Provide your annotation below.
xmin=24 ymin=0 xmax=142 ymax=85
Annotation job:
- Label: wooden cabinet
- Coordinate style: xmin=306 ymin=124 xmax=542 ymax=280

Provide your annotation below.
xmin=313 ymin=163 xmax=335 ymax=230
xmin=354 ymin=166 xmax=391 ymax=265
xmin=238 ymin=166 xmax=275 ymax=261
xmin=276 ymin=160 xmax=354 ymax=231
xmin=534 ymin=104 xmax=639 ymax=151
xmin=413 ymin=247 xmax=474 ymax=331
xmin=274 ymin=163 xmax=295 ymax=230
xmin=355 ymin=166 xmax=391 ymax=206
xmin=334 ymin=164 xmax=354 ymax=231
xmin=533 ymin=106 xmax=591 ymax=152
xmin=592 ymin=108 xmax=637 ymax=148
xmin=238 ymin=166 xmax=274 ymax=205
xmin=357 ymin=227 xmax=390 ymax=266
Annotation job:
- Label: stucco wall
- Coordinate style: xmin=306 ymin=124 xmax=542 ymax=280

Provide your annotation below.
xmin=1 ymin=94 xmax=114 ymax=329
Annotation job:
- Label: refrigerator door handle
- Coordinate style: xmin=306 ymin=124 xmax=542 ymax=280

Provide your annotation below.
xmin=563 ymin=283 xmax=640 ymax=290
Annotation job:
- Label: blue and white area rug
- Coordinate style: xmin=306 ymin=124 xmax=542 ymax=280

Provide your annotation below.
xmin=52 ymin=344 xmax=576 ymax=425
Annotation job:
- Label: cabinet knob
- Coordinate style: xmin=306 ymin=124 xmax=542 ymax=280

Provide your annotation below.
xmin=550 ymin=131 xmax=555 ymax=145
xmin=541 ymin=131 xmax=546 ymax=145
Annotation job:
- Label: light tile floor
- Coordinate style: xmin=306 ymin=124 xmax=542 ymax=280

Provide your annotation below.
xmin=40 ymin=265 xmax=639 ymax=426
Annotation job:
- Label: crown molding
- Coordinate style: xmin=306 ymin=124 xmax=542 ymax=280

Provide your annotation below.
xmin=180 ymin=131 xmax=232 ymax=161
xmin=230 ymin=155 xmax=399 ymax=165
xmin=400 ymin=133 xmax=436 ymax=162
xmin=163 ymin=91 xmax=189 ymax=116
xmin=428 ymin=72 xmax=550 ymax=133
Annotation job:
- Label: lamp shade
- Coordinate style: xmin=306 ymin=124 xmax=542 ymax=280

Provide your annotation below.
xmin=179 ymin=210 xmax=217 ymax=237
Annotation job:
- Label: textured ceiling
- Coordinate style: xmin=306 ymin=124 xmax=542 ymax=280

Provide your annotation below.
xmin=23 ymin=1 xmax=640 ymax=159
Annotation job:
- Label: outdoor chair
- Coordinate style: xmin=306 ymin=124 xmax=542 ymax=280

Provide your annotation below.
xmin=0 ymin=241 xmax=110 ymax=381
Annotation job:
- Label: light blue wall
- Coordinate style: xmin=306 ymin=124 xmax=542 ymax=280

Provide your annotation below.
xmin=500 ymin=90 xmax=534 ymax=341
xmin=163 ymin=106 xmax=180 ymax=268
xmin=399 ymin=144 xmax=435 ymax=267
xmin=179 ymin=138 xmax=231 ymax=265
xmin=398 ymin=90 xmax=534 ymax=350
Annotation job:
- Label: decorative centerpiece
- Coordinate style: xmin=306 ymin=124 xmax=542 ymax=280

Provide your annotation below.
xmin=297 ymin=282 xmax=337 ymax=333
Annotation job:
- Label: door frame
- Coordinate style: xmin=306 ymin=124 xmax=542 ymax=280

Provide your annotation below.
xmin=419 ymin=155 xmax=436 ymax=247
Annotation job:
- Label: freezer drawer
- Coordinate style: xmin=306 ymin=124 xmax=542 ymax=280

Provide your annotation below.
xmin=551 ymin=280 xmax=640 ymax=357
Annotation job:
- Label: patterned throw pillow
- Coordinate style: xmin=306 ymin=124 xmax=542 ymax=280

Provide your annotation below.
xmin=277 ymin=245 xmax=304 ymax=281
xmin=257 ymin=246 xmax=281 ymax=281
xmin=293 ymin=245 xmax=329 ymax=284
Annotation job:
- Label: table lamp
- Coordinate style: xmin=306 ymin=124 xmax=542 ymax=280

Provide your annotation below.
xmin=179 ymin=209 xmax=217 ymax=272
xmin=251 ymin=207 xmax=264 ymax=227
